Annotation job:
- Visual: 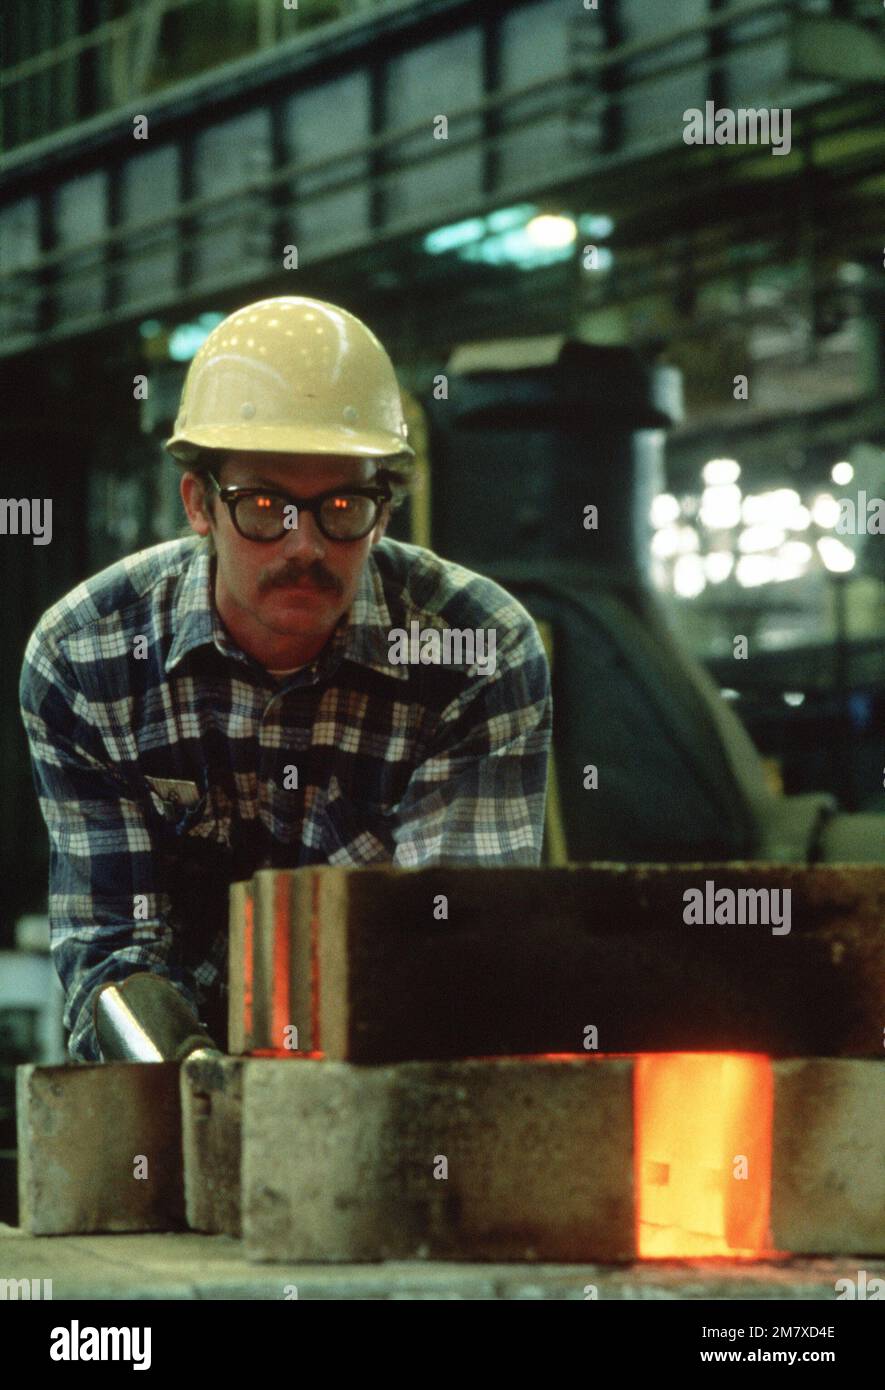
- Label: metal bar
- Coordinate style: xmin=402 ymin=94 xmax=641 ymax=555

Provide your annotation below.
xmin=256 ymin=0 xmax=277 ymax=50
xmin=1 ymin=9 xmax=143 ymax=85
xmin=130 ymin=0 xmax=169 ymax=97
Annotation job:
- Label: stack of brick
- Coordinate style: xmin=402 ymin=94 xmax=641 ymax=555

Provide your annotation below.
xmin=17 ymin=865 xmax=885 ymax=1262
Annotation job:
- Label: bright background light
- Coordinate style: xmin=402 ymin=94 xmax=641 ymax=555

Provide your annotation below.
xmin=812 ymin=494 xmax=840 ymax=529
xmin=702 ymin=458 xmax=741 ymax=486
xmin=738 ymin=525 xmax=786 ymax=553
xmin=424 ymin=204 xmax=591 ymax=269
xmin=168 ymin=311 xmax=226 ymax=362
xmin=705 ymin=551 xmax=734 ymax=583
xmin=700 ymin=484 xmax=742 ymax=529
xmin=525 ymin=213 xmax=577 ymax=248
xmin=736 ymin=555 xmax=778 ymax=587
xmin=673 ymin=553 xmax=706 ymax=597
xmin=650 ymin=493 xmax=681 ymax=528
xmin=817 ymin=536 xmax=855 ymax=572
xmin=831 ymin=461 xmax=854 ymax=485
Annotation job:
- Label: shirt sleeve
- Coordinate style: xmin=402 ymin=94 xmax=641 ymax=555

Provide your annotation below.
xmin=19 ymin=630 xmax=205 ymax=1062
xmin=391 ymin=608 xmax=552 ymax=866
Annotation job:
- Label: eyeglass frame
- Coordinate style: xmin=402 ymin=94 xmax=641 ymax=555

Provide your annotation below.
xmin=205 ymin=470 xmax=393 ymax=543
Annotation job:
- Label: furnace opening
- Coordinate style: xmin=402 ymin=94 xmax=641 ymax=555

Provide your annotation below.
xmin=635 ymin=1053 xmax=776 ymax=1259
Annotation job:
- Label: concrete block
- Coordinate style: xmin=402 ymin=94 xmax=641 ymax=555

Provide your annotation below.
xmin=16 ymin=1063 xmax=185 ymax=1235
xmin=242 ymin=1057 xmax=636 ymax=1262
xmin=771 ymin=1059 xmax=885 ymax=1255
xmin=180 ymin=1052 xmax=244 ymax=1236
xmin=229 ymin=864 xmax=885 ymax=1060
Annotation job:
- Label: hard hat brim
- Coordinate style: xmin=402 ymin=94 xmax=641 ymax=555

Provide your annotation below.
xmin=165 ymin=421 xmax=414 ymax=464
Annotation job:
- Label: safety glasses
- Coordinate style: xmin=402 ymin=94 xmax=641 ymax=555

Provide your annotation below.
xmin=207 ymin=472 xmax=391 ymax=542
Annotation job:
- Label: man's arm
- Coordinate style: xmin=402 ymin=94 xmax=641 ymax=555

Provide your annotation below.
xmin=391 ymin=610 xmax=552 ymax=866
xmin=19 ymin=630 xmax=209 ymax=1061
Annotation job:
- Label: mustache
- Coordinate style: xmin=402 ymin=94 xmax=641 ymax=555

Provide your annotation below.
xmin=260 ymin=560 xmax=343 ymax=595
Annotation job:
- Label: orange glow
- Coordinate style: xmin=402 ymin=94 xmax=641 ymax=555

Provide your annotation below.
xmin=242 ymin=892 xmax=253 ymax=1042
xmin=251 ymin=1049 xmax=326 ymax=1059
xmin=635 ymin=1053 xmax=774 ymax=1258
xmin=468 ymin=1052 xmax=631 ymax=1063
xmin=272 ymin=876 xmax=291 ymax=1052
xmin=309 ymin=873 xmax=322 ymax=1052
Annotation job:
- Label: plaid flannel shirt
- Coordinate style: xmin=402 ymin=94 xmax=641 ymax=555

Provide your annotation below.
xmin=19 ymin=535 xmax=551 ymax=1061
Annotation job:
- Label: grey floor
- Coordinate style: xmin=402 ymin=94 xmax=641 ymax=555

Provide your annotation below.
xmin=1 ymin=1226 xmax=880 ymax=1300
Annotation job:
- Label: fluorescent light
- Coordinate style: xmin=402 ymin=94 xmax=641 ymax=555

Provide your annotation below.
xmin=817 ymin=536 xmax=855 ymax=572
xmin=650 ymin=493 xmax=681 ymax=528
xmin=700 ymin=484 xmax=742 ymax=529
xmin=673 ymin=553 xmax=706 ymax=597
xmin=651 ymin=526 xmax=683 ymax=558
xmin=705 ymin=552 xmax=734 ymax=583
xmin=676 ymin=525 xmax=701 ymax=553
xmin=578 ymin=214 xmax=614 ymax=238
xmin=781 ymin=540 xmax=813 ymax=566
xmin=736 ymin=554 xmax=778 ymax=587
xmin=812 ymin=494 xmax=841 ymax=528
xmin=702 ymin=458 xmax=740 ymax=486
xmin=742 ymin=489 xmax=802 ymax=528
xmin=739 ymin=525 xmax=786 ymax=553
xmin=423 ymin=218 xmax=487 ymax=254
xmin=525 ymin=213 xmax=578 ymax=248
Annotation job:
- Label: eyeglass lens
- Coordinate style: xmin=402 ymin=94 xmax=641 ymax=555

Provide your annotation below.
xmin=233 ymin=491 xmax=379 ymax=540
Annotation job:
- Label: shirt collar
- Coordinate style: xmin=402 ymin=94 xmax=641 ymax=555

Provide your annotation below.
xmin=165 ymin=538 xmax=409 ymax=682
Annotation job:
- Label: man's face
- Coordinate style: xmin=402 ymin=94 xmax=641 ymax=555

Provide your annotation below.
xmin=182 ymin=451 xmax=388 ymax=655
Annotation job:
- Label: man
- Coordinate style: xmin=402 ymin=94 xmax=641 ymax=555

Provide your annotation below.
xmin=19 ymin=296 xmax=552 ymax=1064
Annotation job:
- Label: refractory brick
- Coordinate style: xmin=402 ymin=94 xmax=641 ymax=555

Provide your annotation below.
xmin=228 ymin=864 xmax=885 ymax=1061
xmin=771 ymin=1059 xmax=885 ymax=1255
xmin=242 ymin=1057 xmax=636 ymax=1263
xmin=180 ymin=1051 xmax=244 ymax=1236
xmin=16 ymin=1062 xmax=185 ymax=1235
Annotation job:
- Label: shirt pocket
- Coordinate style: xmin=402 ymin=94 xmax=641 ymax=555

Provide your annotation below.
xmin=145 ymin=772 xmax=233 ymax=851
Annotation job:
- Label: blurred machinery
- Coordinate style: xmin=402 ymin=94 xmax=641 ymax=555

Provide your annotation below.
xmin=424 ymin=338 xmax=884 ymax=864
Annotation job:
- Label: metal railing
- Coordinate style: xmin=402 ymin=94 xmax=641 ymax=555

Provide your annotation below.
xmin=0 ymin=0 xmax=880 ymax=357
xmin=1 ymin=0 xmax=399 ymax=152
